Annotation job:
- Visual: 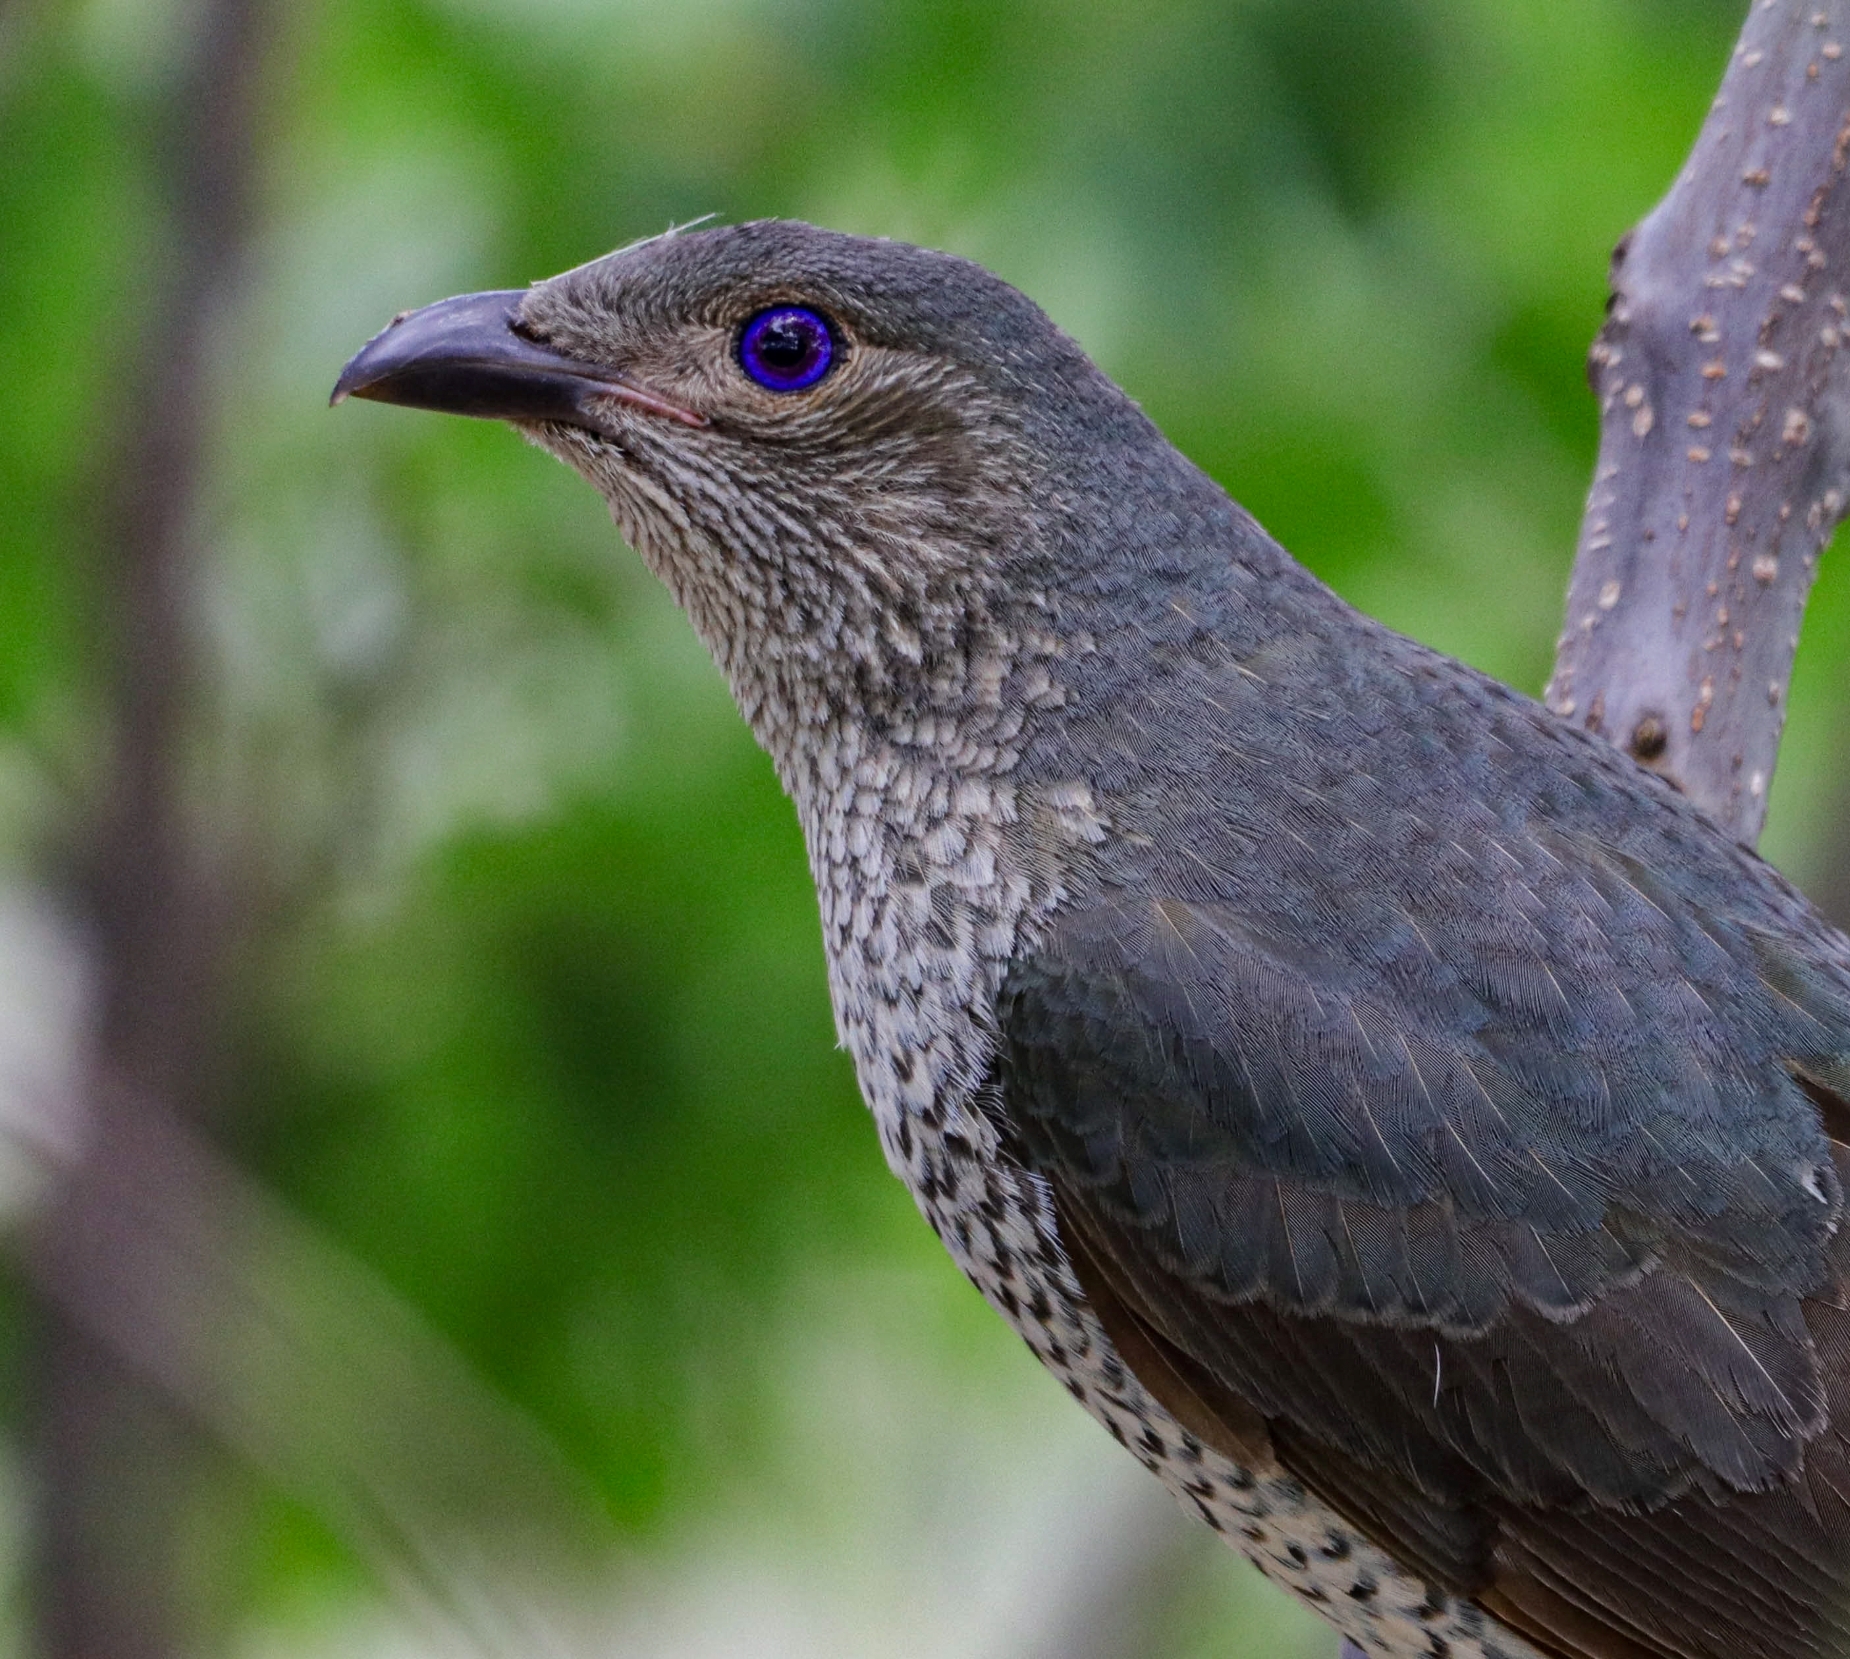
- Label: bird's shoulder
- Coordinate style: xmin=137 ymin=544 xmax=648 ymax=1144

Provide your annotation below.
xmin=996 ymin=584 xmax=1850 ymax=1656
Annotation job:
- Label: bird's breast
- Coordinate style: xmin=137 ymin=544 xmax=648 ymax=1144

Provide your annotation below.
xmin=787 ymin=733 xmax=1551 ymax=1659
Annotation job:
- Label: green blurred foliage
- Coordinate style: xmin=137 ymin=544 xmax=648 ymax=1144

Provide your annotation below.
xmin=3 ymin=0 xmax=1847 ymax=1651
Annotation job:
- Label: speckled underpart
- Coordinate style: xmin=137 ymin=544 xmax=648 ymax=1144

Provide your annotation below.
xmin=926 ymin=1143 xmax=1544 ymax=1659
xmin=799 ymin=719 xmax=1548 ymax=1659
xmin=753 ymin=635 xmax=1547 ymax=1658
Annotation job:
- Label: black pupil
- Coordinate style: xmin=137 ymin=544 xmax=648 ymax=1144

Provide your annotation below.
xmin=759 ymin=318 xmax=814 ymax=367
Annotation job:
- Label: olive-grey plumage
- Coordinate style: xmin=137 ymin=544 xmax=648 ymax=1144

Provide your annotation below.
xmin=336 ymin=220 xmax=1850 ymax=1659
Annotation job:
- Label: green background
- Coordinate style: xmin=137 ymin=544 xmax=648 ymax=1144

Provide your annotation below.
xmin=3 ymin=0 xmax=1842 ymax=1654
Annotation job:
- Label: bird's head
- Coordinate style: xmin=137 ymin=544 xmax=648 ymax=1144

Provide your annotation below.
xmin=334 ymin=222 xmax=1180 ymax=766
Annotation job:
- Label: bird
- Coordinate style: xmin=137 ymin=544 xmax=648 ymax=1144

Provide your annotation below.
xmin=334 ymin=219 xmax=1850 ymax=1659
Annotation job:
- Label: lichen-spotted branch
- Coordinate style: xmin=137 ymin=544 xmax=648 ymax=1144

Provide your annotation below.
xmin=1548 ymin=0 xmax=1850 ymax=845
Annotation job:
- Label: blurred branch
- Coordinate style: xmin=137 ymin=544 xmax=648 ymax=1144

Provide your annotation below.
xmin=23 ymin=6 xmax=625 ymax=1651
xmin=31 ymin=0 xmax=273 ymax=1647
xmin=30 ymin=1094 xmax=618 ymax=1657
xmin=1548 ymin=0 xmax=1850 ymax=846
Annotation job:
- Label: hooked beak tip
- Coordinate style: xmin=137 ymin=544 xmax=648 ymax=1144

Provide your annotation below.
xmin=330 ymin=291 xmax=705 ymax=430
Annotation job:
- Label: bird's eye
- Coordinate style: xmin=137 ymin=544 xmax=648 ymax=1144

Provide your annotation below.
xmin=738 ymin=306 xmax=835 ymax=393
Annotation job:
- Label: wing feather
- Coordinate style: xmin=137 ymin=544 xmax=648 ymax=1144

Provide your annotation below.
xmin=998 ymin=884 xmax=1850 ymax=1659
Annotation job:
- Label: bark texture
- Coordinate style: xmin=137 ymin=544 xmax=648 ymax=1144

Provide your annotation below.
xmin=1548 ymin=0 xmax=1850 ymax=846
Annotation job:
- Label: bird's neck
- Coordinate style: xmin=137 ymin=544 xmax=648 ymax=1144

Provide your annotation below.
xmin=783 ymin=695 xmax=1055 ymax=1188
xmin=613 ymin=426 xmax=1318 ymax=1140
xmin=684 ymin=567 xmax=1083 ymax=1162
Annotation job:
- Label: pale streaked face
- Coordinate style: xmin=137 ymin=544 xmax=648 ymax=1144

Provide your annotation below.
xmin=331 ymin=220 xmax=1147 ymax=760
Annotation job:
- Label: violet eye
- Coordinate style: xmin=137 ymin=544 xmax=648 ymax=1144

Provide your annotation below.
xmin=738 ymin=306 xmax=835 ymax=392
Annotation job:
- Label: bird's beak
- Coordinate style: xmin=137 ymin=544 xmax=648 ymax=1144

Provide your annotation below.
xmin=330 ymin=290 xmax=706 ymax=428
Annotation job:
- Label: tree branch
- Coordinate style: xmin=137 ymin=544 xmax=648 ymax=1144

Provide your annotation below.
xmin=31 ymin=0 xmax=271 ymax=1650
xmin=1547 ymin=0 xmax=1850 ymax=846
xmin=1340 ymin=8 xmax=1850 ymax=1656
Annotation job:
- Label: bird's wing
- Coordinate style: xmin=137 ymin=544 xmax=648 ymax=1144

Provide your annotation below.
xmin=997 ymin=880 xmax=1850 ymax=1659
